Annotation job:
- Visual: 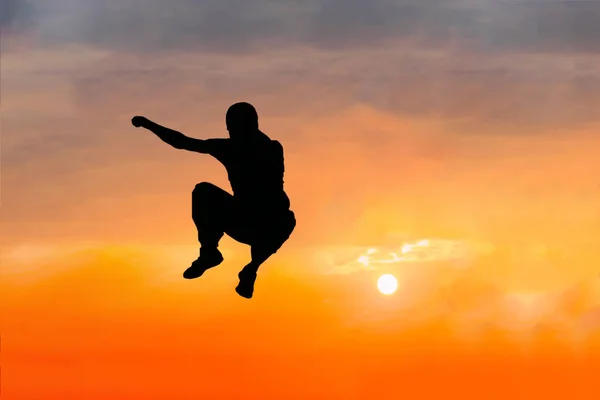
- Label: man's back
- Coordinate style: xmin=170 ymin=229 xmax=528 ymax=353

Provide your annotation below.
xmin=204 ymin=135 xmax=291 ymax=213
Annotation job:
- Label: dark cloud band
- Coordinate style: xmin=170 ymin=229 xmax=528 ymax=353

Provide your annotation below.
xmin=9 ymin=0 xmax=600 ymax=54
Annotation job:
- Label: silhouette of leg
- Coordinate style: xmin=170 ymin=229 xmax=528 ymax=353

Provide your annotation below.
xmin=183 ymin=182 xmax=231 ymax=279
xmin=235 ymin=247 xmax=274 ymax=299
xmin=235 ymin=210 xmax=296 ymax=299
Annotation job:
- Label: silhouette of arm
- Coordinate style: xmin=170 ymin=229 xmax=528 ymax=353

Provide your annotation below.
xmin=132 ymin=116 xmax=212 ymax=153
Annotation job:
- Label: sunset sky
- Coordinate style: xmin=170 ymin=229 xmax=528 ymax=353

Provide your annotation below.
xmin=3 ymin=0 xmax=600 ymax=398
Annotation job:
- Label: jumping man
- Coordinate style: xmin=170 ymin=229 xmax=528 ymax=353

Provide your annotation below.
xmin=131 ymin=102 xmax=296 ymax=299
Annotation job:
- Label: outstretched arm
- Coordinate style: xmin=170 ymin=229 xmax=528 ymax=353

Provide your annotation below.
xmin=131 ymin=116 xmax=210 ymax=153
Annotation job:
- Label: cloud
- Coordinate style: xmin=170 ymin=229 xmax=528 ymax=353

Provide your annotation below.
xmin=5 ymin=1 xmax=600 ymax=140
xmin=6 ymin=43 xmax=598 ymax=133
xmin=0 ymin=0 xmax=34 ymax=31
xmin=319 ymin=239 xmax=477 ymax=276
xmin=11 ymin=0 xmax=600 ymax=54
xmin=482 ymin=0 xmax=600 ymax=54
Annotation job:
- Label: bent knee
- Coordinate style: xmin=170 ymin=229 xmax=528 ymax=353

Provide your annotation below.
xmin=260 ymin=216 xmax=296 ymax=249
xmin=253 ymin=235 xmax=290 ymax=256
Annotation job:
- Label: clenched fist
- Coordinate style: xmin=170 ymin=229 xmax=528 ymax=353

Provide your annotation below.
xmin=131 ymin=116 xmax=149 ymax=128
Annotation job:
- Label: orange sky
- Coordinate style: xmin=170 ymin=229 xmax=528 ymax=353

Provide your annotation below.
xmin=3 ymin=1 xmax=600 ymax=399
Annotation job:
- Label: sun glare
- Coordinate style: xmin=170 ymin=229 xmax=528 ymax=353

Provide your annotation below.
xmin=377 ymin=274 xmax=398 ymax=295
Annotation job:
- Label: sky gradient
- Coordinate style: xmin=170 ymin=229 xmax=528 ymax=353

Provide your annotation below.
xmin=3 ymin=0 xmax=600 ymax=398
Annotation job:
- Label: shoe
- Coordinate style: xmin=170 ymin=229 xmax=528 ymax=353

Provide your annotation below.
xmin=235 ymin=269 xmax=257 ymax=299
xmin=183 ymin=248 xmax=224 ymax=279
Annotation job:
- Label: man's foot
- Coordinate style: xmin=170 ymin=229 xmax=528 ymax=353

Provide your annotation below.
xmin=235 ymin=268 xmax=257 ymax=299
xmin=183 ymin=247 xmax=224 ymax=279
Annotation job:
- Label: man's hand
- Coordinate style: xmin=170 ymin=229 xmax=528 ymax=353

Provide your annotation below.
xmin=131 ymin=116 xmax=149 ymax=128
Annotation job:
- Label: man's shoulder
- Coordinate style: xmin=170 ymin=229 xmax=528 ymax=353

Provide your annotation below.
xmin=203 ymin=138 xmax=232 ymax=156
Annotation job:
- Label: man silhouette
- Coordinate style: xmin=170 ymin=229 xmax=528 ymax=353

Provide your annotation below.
xmin=131 ymin=102 xmax=296 ymax=298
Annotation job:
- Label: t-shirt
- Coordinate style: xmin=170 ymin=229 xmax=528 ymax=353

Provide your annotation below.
xmin=203 ymin=135 xmax=291 ymax=213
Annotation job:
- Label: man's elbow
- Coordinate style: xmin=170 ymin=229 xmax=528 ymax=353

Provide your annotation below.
xmin=171 ymin=141 xmax=185 ymax=150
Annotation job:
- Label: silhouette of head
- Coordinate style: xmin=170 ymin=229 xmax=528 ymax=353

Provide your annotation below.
xmin=226 ymin=102 xmax=259 ymax=139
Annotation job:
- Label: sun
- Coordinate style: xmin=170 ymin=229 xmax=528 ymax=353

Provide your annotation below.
xmin=377 ymin=274 xmax=398 ymax=295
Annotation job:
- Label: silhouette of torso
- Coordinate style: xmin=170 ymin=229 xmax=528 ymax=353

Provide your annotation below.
xmin=205 ymin=134 xmax=291 ymax=214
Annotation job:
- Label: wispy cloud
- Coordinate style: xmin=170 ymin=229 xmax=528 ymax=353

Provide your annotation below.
xmin=316 ymin=238 xmax=478 ymax=275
